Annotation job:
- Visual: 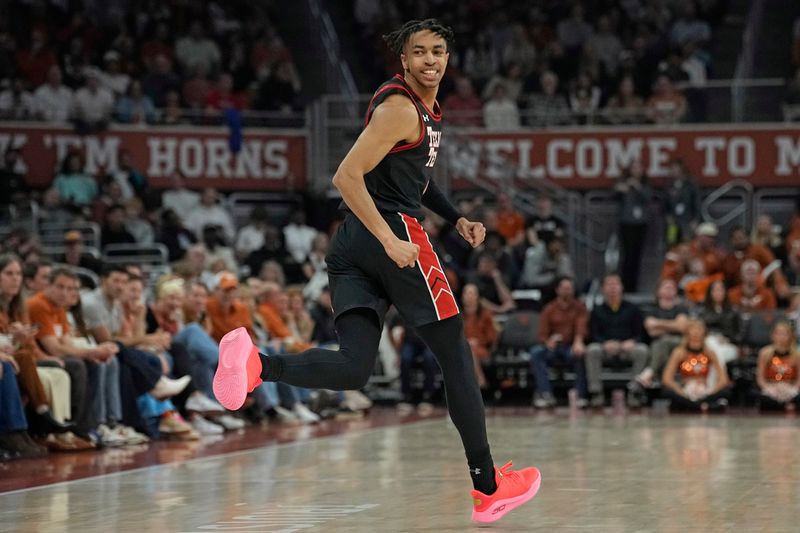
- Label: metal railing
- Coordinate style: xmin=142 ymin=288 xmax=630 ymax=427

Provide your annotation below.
xmin=700 ymin=178 xmax=753 ymax=231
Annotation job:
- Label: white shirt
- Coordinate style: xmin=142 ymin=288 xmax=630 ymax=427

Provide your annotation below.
xmin=175 ymin=37 xmax=221 ymax=74
xmin=96 ymin=69 xmax=131 ymax=96
xmin=162 ymin=188 xmax=200 ymax=216
xmin=185 ymin=204 xmax=236 ymax=243
xmin=73 ymin=86 xmax=115 ymax=122
xmin=0 ymin=89 xmax=36 ymax=119
xmin=235 ymin=224 xmax=265 ymax=257
xmin=33 ymin=84 xmax=74 ymax=122
xmin=284 ymin=223 xmax=317 ymax=263
xmin=483 ymin=99 xmax=521 ymax=131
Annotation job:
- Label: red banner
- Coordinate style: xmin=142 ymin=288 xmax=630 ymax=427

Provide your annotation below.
xmin=446 ymin=125 xmax=800 ymax=189
xmin=0 ymin=123 xmax=306 ymax=190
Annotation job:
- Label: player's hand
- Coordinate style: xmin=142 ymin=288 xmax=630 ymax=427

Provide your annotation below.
xmin=384 ymin=237 xmax=420 ymax=268
xmin=456 ymin=218 xmax=486 ymax=248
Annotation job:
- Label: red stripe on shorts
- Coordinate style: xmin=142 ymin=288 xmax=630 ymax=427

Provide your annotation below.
xmin=399 ymin=213 xmax=459 ymax=321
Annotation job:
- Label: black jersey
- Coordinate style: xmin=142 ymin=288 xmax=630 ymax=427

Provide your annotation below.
xmin=342 ymin=74 xmax=443 ymax=219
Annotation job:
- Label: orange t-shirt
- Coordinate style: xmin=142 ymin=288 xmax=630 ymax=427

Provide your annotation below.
xmin=727 ymin=285 xmax=777 ymax=311
xmin=495 ymin=211 xmax=525 ymax=243
xmin=27 ymin=292 xmax=70 ymax=340
xmin=206 ymin=297 xmax=254 ymax=342
xmin=257 ymin=303 xmax=312 ymax=352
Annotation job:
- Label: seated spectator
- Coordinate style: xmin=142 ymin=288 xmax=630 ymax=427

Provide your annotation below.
xmin=631 ymin=279 xmax=689 ymax=400
xmin=661 ymin=222 xmax=725 ymax=283
xmin=0 ymin=78 xmax=36 ymax=120
xmin=568 ymin=73 xmax=601 ymax=121
xmin=529 ymin=277 xmax=588 ymax=408
xmin=161 ymin=90 xmax=186 ymax=125
xmin=470 ymin=229 xmax=519 ymax=289
xmin=467 ymin=252 xmax=515 ymax=314
xmin=57 ymin=231 xmax=101 ymax=274
xmin=202 ymin=224 xmax=237 ymax=273
xmin=284 ymin=211 xmax=317 ymax=264
xmin=723 ymin=226 xmax=790 ymax=302
xmin=604 ymin=76 xmax=645 ymax=124
xmin=461 ymin=283 xmax=497 ymax=389
xmin=182 ymin=66 xmax=212 ymax=110
xmin=111 ymin=149 xmax=147 ymax=201
xmin=124 ymin=197 xmax=155 ymax=245
xmin=254 ymin=281 xmax=311 ymax=353
xmin=502 ymin=25 xmax=537 ymax=76
xmin=586 ymin=274 xmax=649 ymax=407
xmin=53 ymin=152 xmax=98 ymax=207
xmin=159 ymin=211 xmax=197 ymax=266
xmin=101 ymin=204 xmax=136 ymax=248
xmin=33 ymin=66 xmax=73 ymax=123
xmin=309 ymin=287 xmax=337 ymax=345
xmin=175 ymin=20 xmax=221 ymax=77
xmin=92 ymin=179 xmax=126 ymax=223
xmin=73 ymin=69 xmax=114 ymax=133
xmin=752 ymin=214 xmax=786 ymax=265
xmin=115 ymin=80 xmax=156 ymax=124
xmin=588 ymin=15 xmax=623 ymax=78
xmin=756 ymin=320 xmax=800 ymax=411
xmin=15 ymin=28 xmax=57 ymax=88
xmin=525 ymin=194 xmax=566 ymax=246
xmin=284 ymin=287 xmax=315 ymax=344
xmin=38 ymin=188 xmax=74 ymax=227
xmin=699 ymin=279 xmax=740 ymax=366
xmin=663 ymin=159 xmax=701 ymax=246
xmin=646 ymin=75 xmax=687 ymax=124
xmin=661 ymin=320 xmax=730 ymax=412
xmin=390 ymin=311 xmax=438 ymax=416
xmin=141 ymin=53 xmax=180 ymax=108
xmin=463 ymin=31 xmax=498 ymax=90
xmin=235 ymin=206 xmax=269 ymax=260
xmin=0 ymin=354 xmax=47 ymax=459
xmin=0 ymin=148 xmax=27 ymax=211
xmin=481 ymin=63 xmax=524 ymax=104
xmin=494 ymin=193 xmax=525 ymax=245
xmin=96 ymin=51 xmax=131 ymax=97
xmin=442 ymin=77 xmax=483 ymax=127
xmin=161 ymin=171 xmax=200 ymax=215
xmin=728 ymin=260 xmax=777 ymax=312
xmin=256 ymin=60 xmax=301 ymax=113
xmin=204 ymin=73 xmax=246 ymax=112
xmin=22 ymin=260 xmax=51 ymax=297
xmin=301 ymin=233 xmax=329 ymax=301
xmin=184 ymin=188 xmax=235 ymax=243
xmin=526 ymin=71 xmax=571 ymax=127
xmin=28 ymin=268 xmax=119 ymax=449
xmin=518 ymin=236 xmax=573 ymax=303
xmin=206 ymin=272 xmax=254 ymax=343
xmin=482 ymin=83 xmax=520 ymax=131
xmin=670 ymin=2 xmax=711 ymax=48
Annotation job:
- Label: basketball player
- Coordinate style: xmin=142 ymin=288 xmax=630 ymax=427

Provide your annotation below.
xmin=212 ymin=19 xmax=540 ymax=523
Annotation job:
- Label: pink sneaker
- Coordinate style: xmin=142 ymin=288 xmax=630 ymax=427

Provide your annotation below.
xmin=213 ymin=327 xmax=262 ymax=410
xmin=471 ymin=462 xmax=541 ymax=523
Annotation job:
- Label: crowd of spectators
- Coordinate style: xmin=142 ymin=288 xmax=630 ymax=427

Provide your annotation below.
xmin=352 ymin=0 xmax=727 ymax=127
xmin=0 ymin=0 xmax=303 ymax=128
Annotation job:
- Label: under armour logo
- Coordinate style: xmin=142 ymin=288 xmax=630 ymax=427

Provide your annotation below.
xmin=470 ymin=468 xmax=481 ymax=475
xmin=422 ymin=114 xmax=430 ymax=122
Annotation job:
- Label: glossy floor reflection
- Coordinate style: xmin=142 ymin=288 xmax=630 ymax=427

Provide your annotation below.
xmin=2 ymin=410 xmax=799 ymax=532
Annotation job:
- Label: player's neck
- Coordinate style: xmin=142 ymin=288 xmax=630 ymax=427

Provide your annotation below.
xmin=403 ymin=73 xmax=438 ymax=109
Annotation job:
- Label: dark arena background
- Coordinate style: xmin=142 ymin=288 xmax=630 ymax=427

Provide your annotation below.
xmin=1 ymin=0 xmax=800 ymax=531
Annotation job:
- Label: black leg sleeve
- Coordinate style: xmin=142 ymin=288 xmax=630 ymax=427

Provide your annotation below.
xmin=261 ymin=308 xmax=383 ymax=390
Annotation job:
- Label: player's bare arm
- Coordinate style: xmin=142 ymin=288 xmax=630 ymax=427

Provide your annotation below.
xmin=332 ymin=95 xmax=422 ymax=268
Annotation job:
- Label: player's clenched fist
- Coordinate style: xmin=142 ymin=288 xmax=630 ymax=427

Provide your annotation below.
xmin=384 ymin=237 xmax=420 ymax=268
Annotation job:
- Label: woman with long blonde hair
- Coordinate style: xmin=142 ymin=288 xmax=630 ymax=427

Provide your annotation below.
xmin=756 ymin=320 xmax=800 ymax=411
xmin=661 ymin=319 xmax=731 ymax=412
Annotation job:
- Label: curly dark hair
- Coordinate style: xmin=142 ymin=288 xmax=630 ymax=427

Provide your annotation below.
xmin=382 ymin=18 xmax=454 ymax=55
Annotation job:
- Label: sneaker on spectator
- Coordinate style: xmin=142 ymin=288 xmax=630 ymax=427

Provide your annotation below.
xmin=151 ymin=375 xmax=192 ymax=400
xmin=192 ymin=415 xmax=224 ymax=435
xmin=417 ymin=402 xmax=434 ymax=416
xmin=214 ymin=414 xmax=246 ymax=431
xmin=533 ymin=392 xmax=556 ymax=409
xmin=186 ymin=392 xmax=226 ymax=414
xmin=97 ymin=424 xmax=127 ymax=447
xmin=273 ymin=405 xmax=300 ymax=424
xmin=293 ymin=403 xmax=321 ymax=424
xmin=575 ymin=397 xmax=590 ymax=409
xmin=114 ymin=425 xmax=150 ymax=445
xmin=396 ymin=402 xmax=414 ymax=415
xmin=635 ymin=368 xmax=655 ymax=388
xmin=61 ymin=432 xmax=97 ymax=451
xmin=159 ymin=411 xmax=193 ymax=435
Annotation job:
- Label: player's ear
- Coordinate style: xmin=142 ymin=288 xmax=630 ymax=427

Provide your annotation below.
xmin=400 ymin=53 xmax=409 ymax=72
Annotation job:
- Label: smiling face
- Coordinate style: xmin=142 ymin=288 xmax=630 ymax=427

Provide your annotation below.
xmin=400 ymin=29 xmax=449 ymax=90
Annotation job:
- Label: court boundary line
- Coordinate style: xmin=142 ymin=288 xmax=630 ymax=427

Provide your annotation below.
xmin=0 ymin=417 xmax=445 ymax=497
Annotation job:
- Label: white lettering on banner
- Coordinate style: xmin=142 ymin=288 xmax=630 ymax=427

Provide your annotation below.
xmin=575 ymin=139 xmax=603 ymax=178
xmin=728 ymin=136 xmax=754 ymax=176
xmin=205 ymin=139 xmax=232 ymax=178
xmin=264 ymin=140 xmax=289 ymax=178
xmin=515 ymin=140 xmax=545 ymax=179
xmin=774 ymin=136 xmax=800 ymax=175
xmin=235 ymin=141 xmax=262 ymax=178
xmin=605 ymin=138 xmax=644 ymax=177
xmin=0 ymin=134 xmax=28 ymax=173
xmin=147 ymin=137 xmax=177 ymax=176
xmin=547 ymin=139 xmax=573 ymax=178
xmin=44 ymin=134 xmax=82 ymax=169
xmin=485 ymin=140 xmax=514 ymax=179
xmin=694 ymin=136 xmax=725 ymax=176
xmin=646 ymin=138 xmax=676 ymax=176
xmin=84 ymin=136 xmax=120 ymax=174
xmin=180 ymin=139 xmax=205 ymax=177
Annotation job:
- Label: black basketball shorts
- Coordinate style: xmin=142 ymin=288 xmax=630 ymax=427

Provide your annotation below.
xmin=325 ymin=212 xmax=459 ymax=327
